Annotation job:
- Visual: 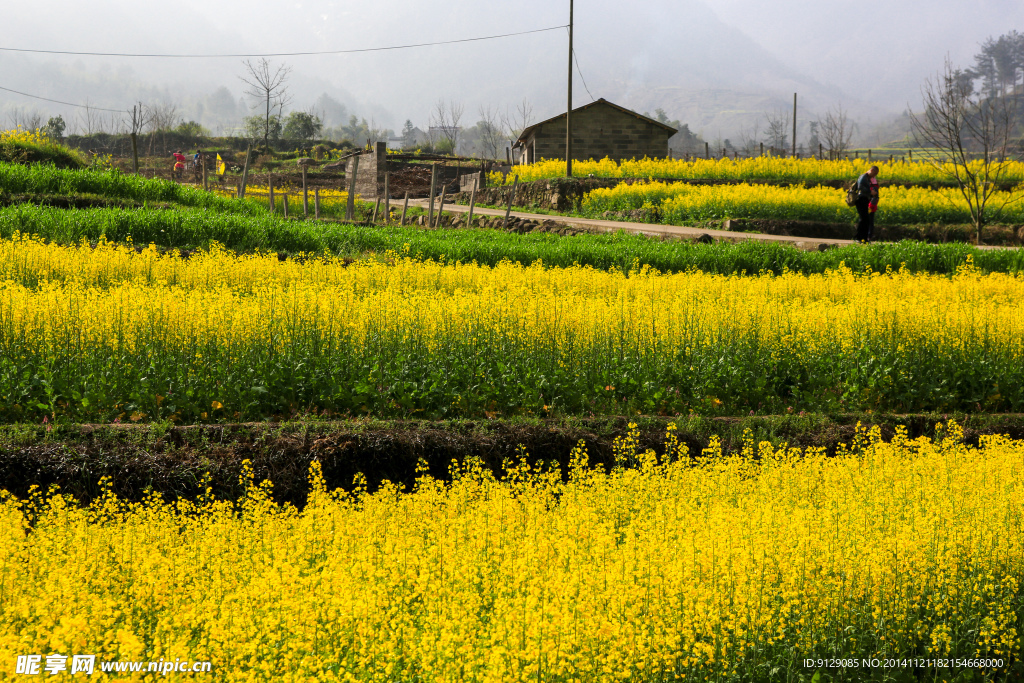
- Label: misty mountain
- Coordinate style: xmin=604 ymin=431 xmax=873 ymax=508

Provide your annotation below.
xmin=3 ymin=0 xmax=1016 ymax=145
xmin=708 ymin=0 xmax=1024 ymax=107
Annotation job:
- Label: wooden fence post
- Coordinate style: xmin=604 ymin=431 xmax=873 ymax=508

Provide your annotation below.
xmin=314 ymin=189 xmax=320 ymax=220
xmin=400 ymin=191 xmax=409 ymax=226
xmin=130 ymin=133 xmax=140 ymax=175
xmin=705 ymin=142 xmax=710 ymax=159
xmin=346 ymin=156 xmax=359 ymax=222
xmin=383 ymin=172 xmax=390 ymax=224
xmin=269 ymin=175 xmax=275 ymax=213
xmin=283 ymin=194 xmax=289 ymax=218
xmin=502 ymin=175 xmax=519 ymax=231
xmin=302 ymin=166 xmax=309 ymax=217
xmin=435 ymin=186 xmax=447 ymax=228
xmin=467 ymin=178 xmax=478 ymax=228
xmin=428 ymin=163 xmax=438 ymax=228
xmin=239 ymin=144 xmax=251 ymax=199
xmin=372 ymin=198 xmax=380 ymax=224
xmin=202 ymin=155 xmax=208 ymax=190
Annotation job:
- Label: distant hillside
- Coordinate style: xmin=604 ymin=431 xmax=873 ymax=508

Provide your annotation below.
xmin=3 ymin=0 xmax=887 ymax=143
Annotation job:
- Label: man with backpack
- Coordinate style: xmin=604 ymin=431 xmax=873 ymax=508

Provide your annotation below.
xmin=851 ymin=165 xmax=879 ymax=243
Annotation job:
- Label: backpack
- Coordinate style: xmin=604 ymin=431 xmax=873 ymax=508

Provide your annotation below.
xmin=845 ymin=181 xmax=860 ymax=207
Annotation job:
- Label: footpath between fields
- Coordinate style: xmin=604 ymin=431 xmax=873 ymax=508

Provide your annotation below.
xmin=405 ymin=198 xmax=857 ymax=250
xmin=402 ymin=198 xmax=1015 ymax=251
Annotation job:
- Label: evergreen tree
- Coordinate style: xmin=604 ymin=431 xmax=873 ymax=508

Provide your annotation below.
xmin=402 ymin=120 xmax=416 ymax=148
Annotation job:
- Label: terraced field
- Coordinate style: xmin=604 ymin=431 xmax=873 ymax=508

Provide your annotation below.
xmin=1 ymin=132 xmax=1023 ymax=681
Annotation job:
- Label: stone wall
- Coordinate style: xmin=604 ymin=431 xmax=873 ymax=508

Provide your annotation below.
xmin=459 ymin=171 xmax=487 ymax=192
xmin=452 ymin=177 xmax=643 ymax=212
xmin=346 ymin=142 xmax=387 ymax=199
xmin=524 ymin=102 xmax=672 ymax=163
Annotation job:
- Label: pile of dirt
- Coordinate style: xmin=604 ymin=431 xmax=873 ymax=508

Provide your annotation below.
xmin=387 ymin=165 xmax=434 ymax=198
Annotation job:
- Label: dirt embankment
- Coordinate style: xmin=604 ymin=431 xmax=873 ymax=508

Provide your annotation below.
xmin=2 ymin=413 xmax=1022 ymax=506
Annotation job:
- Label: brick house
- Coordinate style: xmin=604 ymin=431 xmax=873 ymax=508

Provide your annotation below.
xmin=512 ymin=98 xmax=677 ymax=164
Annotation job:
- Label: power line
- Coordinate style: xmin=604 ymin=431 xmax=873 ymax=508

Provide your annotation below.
xmin=0 ymin=85 xmax=122 ymax=112
xmin=565 ymin=26 xmax=595 ymax=103
xmin=573 ymin=49 xmax=595 ymax=102
xmin=0 ymin=25 xmax=568 ymax=59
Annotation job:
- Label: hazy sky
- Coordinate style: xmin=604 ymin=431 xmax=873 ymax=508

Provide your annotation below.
xmin=3 ymin=1 xmax=1022 ymax=139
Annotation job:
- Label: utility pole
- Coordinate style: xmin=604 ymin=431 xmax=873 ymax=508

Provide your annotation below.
xmin=792 ymin=93 xmax=797 ymax=158
xmin=566 ymin=0 xmax=574 ymax=177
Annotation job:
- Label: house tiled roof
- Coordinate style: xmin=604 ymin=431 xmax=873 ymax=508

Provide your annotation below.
xmin=514 ymin=98 xmax=677 ymax=147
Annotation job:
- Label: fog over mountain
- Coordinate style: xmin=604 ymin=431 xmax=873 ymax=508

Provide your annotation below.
xmin=3 ymin=0 xmax=1022 ymax=145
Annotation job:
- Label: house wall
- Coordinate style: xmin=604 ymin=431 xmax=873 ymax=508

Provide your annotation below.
xmin=525 ymin=103 xmax=671 ymax=162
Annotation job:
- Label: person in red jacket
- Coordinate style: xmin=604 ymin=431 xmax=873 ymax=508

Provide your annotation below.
xmin=866 ymin=172 xmax=880 ymax=242
xmin=172 ymin=150 xmax=187 ymax=179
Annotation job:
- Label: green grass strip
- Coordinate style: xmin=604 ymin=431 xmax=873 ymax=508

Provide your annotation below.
xmin=2 ymin=203 xmax=1023 ymax=275
xmin=0 ymin=162 xmax=262 ymax=214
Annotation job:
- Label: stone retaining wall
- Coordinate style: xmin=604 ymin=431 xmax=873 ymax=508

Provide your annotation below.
xmin=451 ymin=177 xmax=633 ymax=212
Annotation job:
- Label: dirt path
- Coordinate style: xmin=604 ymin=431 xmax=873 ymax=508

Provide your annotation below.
xmin=403 ymin=198 xmax=856 ymax=249
xmin=404 ymin=198 xmax=1013 ymax=250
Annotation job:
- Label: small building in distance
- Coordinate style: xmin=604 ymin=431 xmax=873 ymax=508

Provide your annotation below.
xmin=512 ymin=98 xmax=677 ymax=164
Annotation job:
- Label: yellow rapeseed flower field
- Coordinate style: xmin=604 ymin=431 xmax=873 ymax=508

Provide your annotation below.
xmin=581 ymin=180 xmax=1024 ymax=225
xmin=0 ymin=235 xmax=1020 ymax=364
xmin=1 ymin=233 xmax=1024 ymax=421
xmin=211 ymin=184 xmax=352 ymax=205
xmin=0 ymin=128 xmax=51 ymax=146
xmin=0 ymin=423 xmax=1020 ymax=680
xmin=494 ymin=155 xmax=1024 ymax=185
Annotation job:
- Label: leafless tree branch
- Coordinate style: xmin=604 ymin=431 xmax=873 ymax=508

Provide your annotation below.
xmin=763 ymin=108 xmax=791 ymax=153
xmin=817 ymin=104 xmax=853 ymax=158
xmin=477 ymin=105 xmax=505 ymax=160
xmin=909 ymin=56 xmax=1023 ymax=243
xmin=430 ymin=99 xmax=464 ymax=154
xmin=240 ymin=58 xmax=292 ymax=150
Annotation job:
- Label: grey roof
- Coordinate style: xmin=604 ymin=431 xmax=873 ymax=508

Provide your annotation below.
xmin=515 ymin=98 xmax=678 ymax=146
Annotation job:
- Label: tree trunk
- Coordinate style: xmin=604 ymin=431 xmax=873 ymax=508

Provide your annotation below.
xmin=130 ymin=133 xmax=139 ymax=175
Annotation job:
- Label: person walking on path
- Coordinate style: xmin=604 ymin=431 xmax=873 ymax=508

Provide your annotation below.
xmin=854 ymin=165 xmax=879 ymax=243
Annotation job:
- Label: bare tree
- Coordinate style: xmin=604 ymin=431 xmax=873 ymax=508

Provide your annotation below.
xmin=148 ymin=102 xmax=178 ymax=154
xmin=763 ymin=108 xmax=790 ymax=153
xmin=78 ymin=102 xmax=103 ymax=137
xmin=108 ymin=112 xmax=127 ymax=135
xmin=500 ymin=98 xmax=534 ymax=142
xmin=127 ymin=103 xmax=154 ymax=174
xmin=910 ymin=56 xmax=1024 ymax=243
xmin=430 ymin=99 xmax=464 ymax=154
xmin=737 ymin=120 xmax=762 ymax=156
xmin=6 ymin=107 xmax=44 ymax=132
xmin=817 ymin=104 xmax=853 ymax=158
xmin=366 ymin=117 xmax=386 ymax=147
xmin=477 ymin=105 xmax=506 ymax=160
xmin=239 ymin=58 xmax=292 ymax=150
